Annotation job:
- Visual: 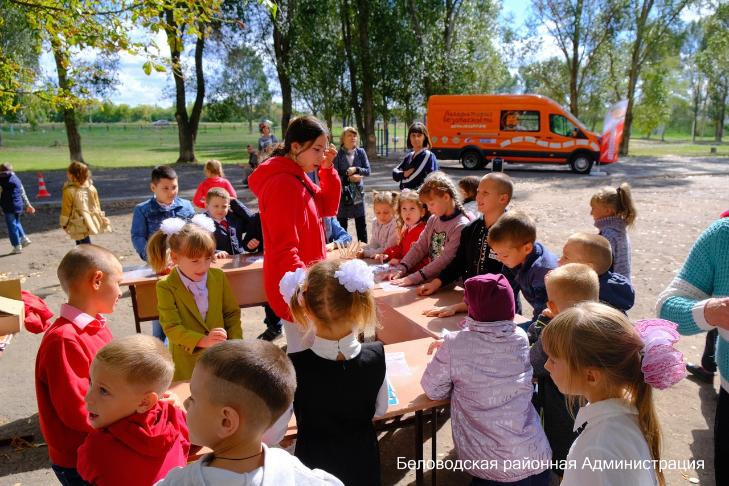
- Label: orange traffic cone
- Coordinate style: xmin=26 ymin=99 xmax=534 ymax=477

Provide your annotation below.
xmin=36 ymin=172 xmax=51 ymax=198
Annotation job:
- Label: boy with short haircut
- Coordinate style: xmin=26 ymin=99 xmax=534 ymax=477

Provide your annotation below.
xmin=419 ymin=172 xmax=513 ymax=317
xmin=487 ymin=210 xmax=558 ymax=326
xmin=157 ymin=340 xmax=343 ymax=485
xmin=35 ymin=245 xmax=123 ymax=485
xmin=78 ymin=335 xmax=190 ymax=485
xmin=131 ymin=165 xmax=195 ymax=341
xmin=528 ymin=263 xmax=599 ymax=478
xmin=559 ymin=232 xmax=635 ymax=312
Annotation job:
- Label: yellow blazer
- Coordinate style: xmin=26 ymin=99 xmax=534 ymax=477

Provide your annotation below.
xmin=156 ymin=267 xmax=242 ymax=380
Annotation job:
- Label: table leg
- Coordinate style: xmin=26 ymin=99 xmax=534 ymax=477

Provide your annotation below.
xmin=128 ymin=285 xmax=142 ymax=334
xmin=415 ymin=410 xmax=423 ymax=486
xmin=432 ymin=408 xmax=437 ymax=485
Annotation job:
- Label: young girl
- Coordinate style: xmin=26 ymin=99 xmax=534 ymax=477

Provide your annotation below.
xmin=281 ymin=259 xmax=387 ymax=486
xmin=390 ymin=171 xmax=470 ymax=286
xmin=335 ymin=126 xmax=370 ymax=242
xmin=422 ymin=273 xmax=552 ymax=485
xmin=361 ymin=191 xmax=400 ymax=258
xmin=590 ymin=183 xmax=636 ymax=281
xmin=148 ymin=215 xmax=242 ymax=381
xmin=374 ymin=189 xmax=429 ymax=270
xmin=542 ymin=302 xmax=686 ymax=486
xmin=0 ymin=163 xmax=35 ymax=254
xmin=458 ymin=175 xmax=479 ymax=220
xmin=60 ymin=161 xmax=111 ymax=245
xmin=193 ymin=159 xmax=237 ymax=208
xmin=392 ymin=122 xmax=439 ymax=190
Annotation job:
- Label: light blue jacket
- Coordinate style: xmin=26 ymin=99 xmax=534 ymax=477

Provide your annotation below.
xmin=130 ymin=196 xmax=195 ymax=260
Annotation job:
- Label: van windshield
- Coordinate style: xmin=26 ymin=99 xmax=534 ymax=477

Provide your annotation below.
xmin=563 ymin=108 xmax=588 ymax=131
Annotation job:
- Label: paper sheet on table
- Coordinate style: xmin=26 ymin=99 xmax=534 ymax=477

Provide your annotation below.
xmin=122 ymin=267 xmax=156 ymax=280
xmin=385 ymin=352 xmax=412 ymax=377
xmin=244 ymin=256 xmax=264 ymax=264
xmin=377 ymin=282 xmax=410 ymax=293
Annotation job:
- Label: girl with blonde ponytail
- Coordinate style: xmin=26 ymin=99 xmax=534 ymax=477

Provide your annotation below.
xmin=542 ymin=302 xmax=686 ymax=486
xmin=590 ymin=182 xmax=636 ymax=281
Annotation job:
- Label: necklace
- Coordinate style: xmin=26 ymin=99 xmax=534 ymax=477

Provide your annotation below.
xmin=213 ymin=449 xmax=263 ymax=461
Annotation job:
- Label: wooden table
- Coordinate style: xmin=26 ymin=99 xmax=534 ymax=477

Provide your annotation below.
xmin=169 ymin=337 xmax=448 ymax=486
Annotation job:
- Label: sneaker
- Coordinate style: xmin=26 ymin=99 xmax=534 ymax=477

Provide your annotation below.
xmin=686 ymin=363 xmax=715 ymax=384
xmin=257 ymin=327 xmax=282 ymax=341
xmin=21 ymin=237 xmax=32 ymax=247
xmin=11 ymin=245 xmax=22 ymax=254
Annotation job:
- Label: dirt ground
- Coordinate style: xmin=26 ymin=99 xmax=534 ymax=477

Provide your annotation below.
xmin=1 ymin=155 xmax=728 ymax=485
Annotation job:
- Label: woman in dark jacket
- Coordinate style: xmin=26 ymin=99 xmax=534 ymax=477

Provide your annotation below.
xmin=333 ymin=127 xmax=370 ymax=242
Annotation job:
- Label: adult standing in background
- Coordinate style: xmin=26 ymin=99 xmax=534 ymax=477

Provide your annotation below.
xmin=334 ymin=127 xmax=370 ymax=242
xmin=258 ymin=120 xmax=278 ymax=158
xmin=392 ymin=122 xmax=439 ymax=190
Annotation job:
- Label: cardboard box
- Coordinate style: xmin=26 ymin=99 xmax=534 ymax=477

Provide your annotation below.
xmin=0 ymin=279 xmax=23 ymax=335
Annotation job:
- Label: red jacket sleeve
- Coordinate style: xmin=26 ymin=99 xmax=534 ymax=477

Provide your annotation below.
xmin=44 ymin=337 xmax=94 ymax=434
xmin=315 ymin=166 xmax=342 ymax=217
xmin=223 ymin=179 xmax=238 ymax=200
xmin=193 ymin=181 xmax=207 ymax=208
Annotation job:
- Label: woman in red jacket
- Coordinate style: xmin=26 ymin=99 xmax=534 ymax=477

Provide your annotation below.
xmin=248 ymin=116 xmax=340 ymax=352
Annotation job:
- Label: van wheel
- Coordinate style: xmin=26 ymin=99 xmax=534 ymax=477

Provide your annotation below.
xmin=569 ymin=153 xmax=594 ymax=174
xmin=460 ymin=150 xmax=484 ymax=170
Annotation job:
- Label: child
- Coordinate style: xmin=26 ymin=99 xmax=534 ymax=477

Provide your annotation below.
xmin=193 ymin=159 xmax=237 ymax=209
xmin=131 ymin=165 xmax=195 ymax=342
xmin=419 ymin=172 xmax=513 ymax=317
xmin=361 ymin=191 xmax=399 ymax=258
xmin=559 ymin=232 xmax=635 ymax=312
xmin=324 ymin=216 xmax=353 ymax=251
xmin=77 ymin=335 xmax=190 ymax=485
xmin=458 ymin=175 xmax=479 ymax=219
xmin=147 ymin=215 xmax=242 ymax=381
xmin=392 ymin=122 xmax=439 ymax=190
xmin=34 ymin=245 xmax=123 ymax=485
xmin=421 ymin=273 xmax=552 ymax=484
xmin=242 ymin=144 xmax=259 ymax=188
xmin=374 ymin=188 xmax=429 ymax=269
xmin=487 ymin=210 xmax=558 ymax=327
xmin=158 ymin=340 xmax=343 ymax=485
xmin=334 ymin=126 xmax=370 ymax=242
xmin=0 ymin=163 xmax=34 ymax=254
xmin=390 ymin=171 xmax=470 ymax=286
xmin=282 ymin=259 xmax=387 ymax=485
xmin=258 ymin=119 xmax=278 ymax=156
xmin=542 ymin=303 xmax=685 ymax=486
xmin=60 ymin=161 xmax=111 ymax=245
xmin=528 ymin=263 xmax=600 ymax=478
xmin=590 ymin=183 xmax=636 ymax=281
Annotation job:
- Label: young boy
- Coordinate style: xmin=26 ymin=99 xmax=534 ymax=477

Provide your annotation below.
xmin=419 ymin=172 xmax=512 ymax=317
xmin=487 ymin=210 xmax=558 ymax=327
xmin=558 ymin=232 xmax=635 ymax=312
xmin=157 ymin=340 xmax=343 ymax=485
xmin=242 ymin=144 xmax=259 ymax=188
xmin=0 ymin=162 xmax=35 ymax=253
xmin=529 ymin=263 xmax=599 ymax=477
xmin=77 ymin=335 xmax=190 ymax=485
xmin=35 ymin=245 xmax=123 ymax=485
xmin=131 ymin=165 xmax=195 ymax=341
xmin=324 ymin=216 xmax=352 ymax=251
xmin=205 ymin=188 xmax=281 ymax=341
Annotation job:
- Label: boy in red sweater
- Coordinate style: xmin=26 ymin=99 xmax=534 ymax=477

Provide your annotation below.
xmin=77 ymin=334 xmax=190 ymax=485
xmin=35 ymin=244 xmax=123 ymax=485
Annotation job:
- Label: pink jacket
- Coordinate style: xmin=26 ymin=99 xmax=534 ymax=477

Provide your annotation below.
xmin=421 ymin=318 xmax=552 ymax=481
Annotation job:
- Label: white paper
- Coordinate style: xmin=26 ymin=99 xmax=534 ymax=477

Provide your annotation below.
xmin=377 ymin=282 xmax=410 ymax=293
xmin=386 ymin=352 xmax=412 ymax=377
xmin=122 ymin=267 xmax=156 ymax=280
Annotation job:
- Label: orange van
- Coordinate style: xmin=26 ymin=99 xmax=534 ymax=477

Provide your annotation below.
xmin=426 ymin=94 xmax=606 ymax=174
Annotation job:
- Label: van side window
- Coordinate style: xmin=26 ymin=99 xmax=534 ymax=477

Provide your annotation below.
xmin=550 ymin=114 xmax=581 ymax=138
xmin=500 ymin=110 xmax=539 ymax=132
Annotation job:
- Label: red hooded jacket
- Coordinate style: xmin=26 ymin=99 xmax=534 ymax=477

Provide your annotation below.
xmin=77 ymin=401 xmax=190 ymax=486
xmin=249 ymin=156 xmax=341 ymax=319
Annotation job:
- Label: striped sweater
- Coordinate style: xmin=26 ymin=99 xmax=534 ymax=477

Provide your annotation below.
xmin=656 ymin=218 xmax=729 ymax=392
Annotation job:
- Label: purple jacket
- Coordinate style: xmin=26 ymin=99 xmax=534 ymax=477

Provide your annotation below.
xmin=421 ymin=318 xmax=551 ymax=481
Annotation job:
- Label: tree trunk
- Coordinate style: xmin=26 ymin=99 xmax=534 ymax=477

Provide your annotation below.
xmin=51 ymin=40 xmax=84 ymax=163
xmin=165 ymin=11 xmax=192 ymax=163
xmin=341 ymin=0 xmax=364 ymax=139
xmin=619 ymin=1 xmax=649 ymax=157
xmin=569 ymin=0 xmax=583 ymax=117
xmin=272 ymin=4 xmax=293 ymax=137
xmin=356 ymin=0 xmax=376 ymax=158
xmin=715 ymin=83 xmax=727 ymax=142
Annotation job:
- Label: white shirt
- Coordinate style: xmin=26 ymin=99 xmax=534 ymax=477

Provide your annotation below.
xmin=562 ymin=398 xmax=658 ymax=486
xmin=177 ymin=270 xmax=208 ymax=320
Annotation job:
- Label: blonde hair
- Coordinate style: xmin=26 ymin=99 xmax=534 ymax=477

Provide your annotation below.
xmin=339 ymin=126 xmax=359 ymax=146
xmin=57 ymin=244 xmax=120 ymax=294
xmin=146 ymin=223 xmax=216 ymax=274
xmin=204 ymin=159 xmax=224 ymax=177
xmin=67 ymin=160 xmax=90 ymax=184
xmin=289 ymin=259 xmax=378 ymax=335
xmin=372 ymin=190 xmax=399 ymax=211
xmin=206 ymin=187 xmax=231 ymax=203
xmin=545 ymin=263 xmax=599 ymax=311
xmin=487 ymin=210 xmax=536 ymax=247
xmin=591 ymin=182 xmax=637 ymax=226
xmin=482 ymin=172 xmax=514 ymax=202
xmin=418 ymin=171 xmax=464 ymax=215
xmin=566 ymin=232 xmax=613 ymax=275
xmin=396 ymin=189 xmax=429 ymax=230
xmin=94 ymin=335 xmax=174 ymax=394
xmin=542 ymin=302 xmax=664 ymax=486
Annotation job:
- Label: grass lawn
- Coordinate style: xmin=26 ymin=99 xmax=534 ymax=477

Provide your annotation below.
xmin=1 ymin=122 xmax=727 ymax=171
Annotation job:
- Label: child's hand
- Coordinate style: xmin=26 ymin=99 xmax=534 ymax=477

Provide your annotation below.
xmin=160 ymin=390 xmax=184 ymax=409
xmin=388 ymin=270 xmax=403 ymax=281
xmin=542 ymin=308 xmax=554 ymax=319
xmin=392 ymin=276 xmax=414 ymax=287
xmin=373 ymin=253 xmax=389 ymax=263
xmin=325 ymin=242 xmax=336 ymax=252
xmin=427 ymin=339 xmax=444 ymax=355
xmin=246 ymin=238 xmax=260 ymax=251
xmin=215 ymin=250 xmax=230 ymax=259
xmin=417 ymin=279 xmax=442 ymax=296
xmin=197 ymin=328 xmax=228 ymax=348
xmin=389 ymin=258 xmax=399 ymax=265
xmin=25 ymin=205 xmax=35 ymax=214
xmin=423 ymin=305 xmax=456 ymax=318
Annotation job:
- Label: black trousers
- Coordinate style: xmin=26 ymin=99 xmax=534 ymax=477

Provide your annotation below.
xmin=702 ymin=328 xmax=719 ymax=372
xmin=338 ymin=216 xmax=367 ymax=243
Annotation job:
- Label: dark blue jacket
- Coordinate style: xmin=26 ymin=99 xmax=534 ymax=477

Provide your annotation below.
xmin=599 ymin=270 xmax=635 ymax=312
xmin=0 ymin=171 xmax=24 ymax=214
xmin=392 ymin=149 xmax=439 ymax=190
xmin=334 ymin=147 xmax=370 ymax=219
xmin=209 ymin=199 xmax=256 ymax=255
xmin=130 ymin=196 xmax=195 ymax=260
xmin=504 ymin=242 xmax=558 ymax=323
